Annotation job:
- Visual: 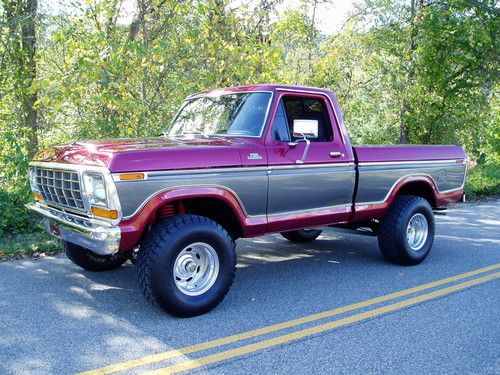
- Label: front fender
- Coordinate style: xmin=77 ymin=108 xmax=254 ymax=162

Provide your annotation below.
xmin=118 ymin=187 xmax=266 ymax=250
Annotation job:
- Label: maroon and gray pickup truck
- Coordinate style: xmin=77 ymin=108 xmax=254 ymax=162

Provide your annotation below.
xmin=28 ymin=85 xmax=466 ymax=316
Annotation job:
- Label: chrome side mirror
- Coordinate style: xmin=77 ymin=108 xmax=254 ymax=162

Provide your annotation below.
xmin=288 ymin=119 xmax=318 ymax=164
xmin=292 ymin=119 xmax=318 ymax=139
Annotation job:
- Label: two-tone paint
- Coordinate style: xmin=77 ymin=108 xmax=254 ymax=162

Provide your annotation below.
xmin=29 ymin=84 xmax=467 ymax=254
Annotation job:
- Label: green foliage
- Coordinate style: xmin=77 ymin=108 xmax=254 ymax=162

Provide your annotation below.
xmin=0 ymin=189 xmax=32 ymax=236
xmin=405 ymin=1 xmax=498 ymax=151
xmin=270 ymin=9 xmax=318 ymax=83
xmin=0 ymin=132 xmax=32 ymax=237
xmin=466 ymin=162 xmax=500 ymax=199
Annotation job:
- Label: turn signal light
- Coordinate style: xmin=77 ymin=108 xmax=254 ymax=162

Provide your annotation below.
xmin=91 ymin=206 xmax=119 ymax=220
xmin=34 ymin=192 xmax=43 ymax=201
xmin=119 ymin=173 xmax=145 ymax=181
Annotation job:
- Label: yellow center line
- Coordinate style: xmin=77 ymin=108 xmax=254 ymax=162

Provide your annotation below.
xmin=147 ymin=272 xmax=500 ymax=375
xmin=80 ymin=263 xmax=500 ymax=375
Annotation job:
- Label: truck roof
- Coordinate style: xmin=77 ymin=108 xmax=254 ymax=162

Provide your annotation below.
xmin=189 ymin=84 xmax=334 ymax=98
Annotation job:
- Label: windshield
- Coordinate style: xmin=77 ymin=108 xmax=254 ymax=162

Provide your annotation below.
xmin=168 ymin=92 xmax=272 ymax=137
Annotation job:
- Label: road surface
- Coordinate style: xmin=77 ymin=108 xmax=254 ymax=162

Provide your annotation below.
xmin=1 ymin=198 xmax=499 ymax=374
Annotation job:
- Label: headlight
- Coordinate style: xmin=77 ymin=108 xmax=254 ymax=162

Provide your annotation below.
xmin=83 ymin=173 xmax=107 ymax=207
xmin=29 ymin=168 xmax=38 ymax=192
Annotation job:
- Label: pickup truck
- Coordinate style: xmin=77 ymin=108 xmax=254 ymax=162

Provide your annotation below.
xmin=27 ymin=85 xmax=466 ymax=316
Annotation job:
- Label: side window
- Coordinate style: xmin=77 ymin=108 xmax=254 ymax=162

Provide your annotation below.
xmin=283 ymin=96 xmax=333 ymax=142
xmin=272 ymin=101 xmax=291 ymax=142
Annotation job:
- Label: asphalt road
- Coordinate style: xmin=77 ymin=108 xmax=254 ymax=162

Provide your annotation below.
xmin=1 ymin=198 xmax=499 ymax=375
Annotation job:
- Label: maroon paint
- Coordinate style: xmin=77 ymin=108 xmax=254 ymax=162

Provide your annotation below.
xmin=355 ymin=145 xmax=466 ymax=163
xmin=267 ymin=206 xmax=351 ymax=233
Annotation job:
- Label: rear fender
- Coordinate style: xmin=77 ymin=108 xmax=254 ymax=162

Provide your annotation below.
xmin=353 ymin=175 xmax=448 ymax=222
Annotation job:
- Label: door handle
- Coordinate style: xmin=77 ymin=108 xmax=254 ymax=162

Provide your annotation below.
xmin=329 ymin=152 xmax=344 ymax=158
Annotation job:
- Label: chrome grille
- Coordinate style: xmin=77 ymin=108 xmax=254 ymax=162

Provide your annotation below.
xmin=34 ymin=167 xmax=85 ymax=210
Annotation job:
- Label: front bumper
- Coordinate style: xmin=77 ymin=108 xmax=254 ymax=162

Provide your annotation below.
xmin=27 ymin=203 xmax=121 ymax=255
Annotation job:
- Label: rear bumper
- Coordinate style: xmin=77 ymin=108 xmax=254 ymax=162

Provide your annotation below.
xmin=26 ymin=203 xmax=121 ymax=256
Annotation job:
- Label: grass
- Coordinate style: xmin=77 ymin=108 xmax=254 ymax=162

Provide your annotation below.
xmin=0 ymin=227 xmax=61 ymax=260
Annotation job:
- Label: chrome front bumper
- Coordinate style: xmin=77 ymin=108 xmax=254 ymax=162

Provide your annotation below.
xmin=27 ymin=203 xmax=121 ymax=255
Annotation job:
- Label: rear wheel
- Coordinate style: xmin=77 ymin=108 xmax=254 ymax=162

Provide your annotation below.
xmin=137 ymin=215 xmax=236 ymax=317
xmin=280 ymin=229 xmax=323 ymax=243
xmin=63 ymin=241 xmax=127 ymax=271
xmin=378 ymin=195 xmax=435 ymax=265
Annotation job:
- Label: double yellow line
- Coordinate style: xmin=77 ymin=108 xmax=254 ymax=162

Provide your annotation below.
xmin=82 ymin=264 xmax=500 ymax=375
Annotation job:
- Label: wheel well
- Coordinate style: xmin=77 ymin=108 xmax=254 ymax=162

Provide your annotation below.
xmin=395 ymin=181 xmax=436 ymax=208
xmin=156 ymin=198 xmax=243 ymax=239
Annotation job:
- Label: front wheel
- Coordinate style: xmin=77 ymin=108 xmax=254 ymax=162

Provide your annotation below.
xmin=137 ymin=215 xmax=236 ymax=317
xmin=63 ymin=241 xmax=127 ymax=271
xmin=378 ymin=195 xmax=435 ymax=265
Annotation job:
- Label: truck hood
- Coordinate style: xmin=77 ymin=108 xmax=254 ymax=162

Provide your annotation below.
xmin=32 ymin=136 xmax=252 ymax=172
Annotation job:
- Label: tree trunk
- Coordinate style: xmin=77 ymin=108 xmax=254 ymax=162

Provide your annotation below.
xmin=139 ymin=0 xmax=149 ymax=136
xmin=21 ymin=0 xmax=38 ymax=156
xmin=400 ymin=0 xmax=422 ymax=144
xmin=3 ymin=0 xmax=39 ymax=157
xmin=308 ymin=0 xmax=318 ymax=75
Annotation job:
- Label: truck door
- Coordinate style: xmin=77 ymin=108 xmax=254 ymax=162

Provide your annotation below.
xmin=265 ymin=91 xmax=355 ymax=232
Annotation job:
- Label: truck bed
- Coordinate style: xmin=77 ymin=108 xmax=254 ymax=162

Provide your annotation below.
xmin=352 ymin=145 xmax=467 ymax=217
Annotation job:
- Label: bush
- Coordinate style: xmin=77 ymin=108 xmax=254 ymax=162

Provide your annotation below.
xmin=0 ymin=188 xmax=32 ymax=237
xmin=465 ymin=162 xmax=500 ymax=200
xmin=0 ymin=178 xmax=61 ymax=258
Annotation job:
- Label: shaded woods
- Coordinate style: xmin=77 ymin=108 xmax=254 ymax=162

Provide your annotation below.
xmin=0 ymin=0 xmax=498 ymax=244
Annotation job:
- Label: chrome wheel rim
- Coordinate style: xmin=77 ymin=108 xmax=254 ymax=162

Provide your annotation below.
xmin=406 ymin=213 xmax=428 ymax=251
xmin=173 ymin=242 xmax=220 ymax=296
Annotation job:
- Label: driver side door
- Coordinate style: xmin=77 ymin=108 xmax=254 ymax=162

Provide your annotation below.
xmin=265 ymin=92 xmax=355 ymax=232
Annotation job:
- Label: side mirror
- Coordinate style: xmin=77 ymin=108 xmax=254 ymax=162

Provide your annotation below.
xmin=292 ymin=119 xmax=318 ymax=139
xmin=289 ymin=119 xmax=318 ymax=164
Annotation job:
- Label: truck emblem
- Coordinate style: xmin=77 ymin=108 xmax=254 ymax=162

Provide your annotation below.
xmin=248 ymin=153 xmax=263 ymax=160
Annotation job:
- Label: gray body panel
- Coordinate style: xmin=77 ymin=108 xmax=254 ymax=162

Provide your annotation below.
xmin=115 ymin=167 xmax=269 ymax=218
xmin=116 ymin=164 xmax=356 ymax=219
xmin=356 ymin=161 xmax=466 ymax=204
xmin=267 ymin=164 xmax=356 ymax=214
xmin=115 ymin=160 xmax=465 ymax=220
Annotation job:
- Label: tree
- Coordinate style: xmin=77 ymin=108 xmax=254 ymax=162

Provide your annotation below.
xmin=1 ymin=0 xmax=39 ymax=157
